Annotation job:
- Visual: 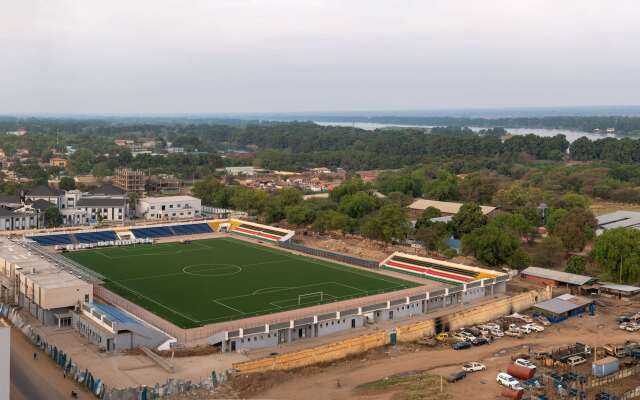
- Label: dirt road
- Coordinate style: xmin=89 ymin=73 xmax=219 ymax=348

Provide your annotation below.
xmin=259 ymin=311 xmax=638 ymax=400
xmin=10 ymin=325 xmax=88 ymax=400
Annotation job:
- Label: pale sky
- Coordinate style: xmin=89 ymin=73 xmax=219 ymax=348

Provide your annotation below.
xmin=2 ymin=0 xmax=639 ymax=114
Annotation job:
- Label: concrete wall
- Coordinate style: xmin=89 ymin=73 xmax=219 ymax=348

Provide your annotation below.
xmin=0 ymin=326 xmax=9 ymax=400
xmin=232 ymin=287 xmax=551 ymax=373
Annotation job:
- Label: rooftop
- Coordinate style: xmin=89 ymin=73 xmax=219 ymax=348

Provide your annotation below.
xmin=77 ymin=198 xmax=125 ymax=207
xmin=27 ymin=185 xmax=63 ymax=197
xmin=534 ymin=294 xmax=594 ymax=315
xmin=0 ymin=237 xmax=89 ymax=290
xmin=140 ymin=195 xmax=199 ymax=203
xmin=600 ymin=283 xmax=640 ymax=294
xmin=408 ymin=199 xmax=497 ymax=215
xmin=90 ymin=183 xmax=126 ymax=196
xmin=521 ymin=266 xmax=595 ymax=286
xmin=596 ymin=211 xmax=640 ymax=230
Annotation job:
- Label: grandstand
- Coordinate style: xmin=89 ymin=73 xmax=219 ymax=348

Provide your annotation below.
xmin=27 ymin=222 xmax=216 ymax=245
xmin=227 ymin=221 xmax=294 ymax=242
xmin=380 ymin=252 xmax=502 ymax=286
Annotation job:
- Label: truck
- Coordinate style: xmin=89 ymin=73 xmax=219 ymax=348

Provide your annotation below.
xmin=603 ymin=344 xmax=626 ymax=358
xmin=552 ymin=342 xmax=592 ymax=363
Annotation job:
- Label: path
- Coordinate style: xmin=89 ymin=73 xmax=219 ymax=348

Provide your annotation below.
xmin=259 ymin=312 xmax=637 ymax=399
xmin=10 ymin=324 xmax=88 ymax=400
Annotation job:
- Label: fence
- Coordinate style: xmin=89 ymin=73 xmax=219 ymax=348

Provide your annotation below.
xmin=278 ymin=240 xmax=380 ymax=268
xmin=0 ymin=303 xmax=225 ymax=399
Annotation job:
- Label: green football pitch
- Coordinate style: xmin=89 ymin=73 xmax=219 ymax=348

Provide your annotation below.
xmin=64 ymin=237 xmax=418 ymax=328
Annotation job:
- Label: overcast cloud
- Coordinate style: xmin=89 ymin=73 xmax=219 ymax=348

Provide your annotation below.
xmin=1 ymin=0 xmax=639 ymax=114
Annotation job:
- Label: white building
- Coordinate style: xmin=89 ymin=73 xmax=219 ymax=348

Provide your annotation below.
xmin=0 ymin=321 xmax=8 ymax=400
xmin=136 ymin=195 xmax=201 ymax=220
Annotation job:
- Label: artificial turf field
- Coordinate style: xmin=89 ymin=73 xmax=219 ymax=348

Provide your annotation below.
xmin=64 ymin=237 xmax=419 ymax=328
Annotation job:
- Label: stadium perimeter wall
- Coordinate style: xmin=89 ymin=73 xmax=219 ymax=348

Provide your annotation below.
xmin=94 ymin=284 xmax=436 ymax=344
xmin=231 ymin=287 xmax=551 ymax=373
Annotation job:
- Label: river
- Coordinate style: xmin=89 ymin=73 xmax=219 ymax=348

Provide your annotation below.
xmin=314 ymin=121 xmax=619 ymax=143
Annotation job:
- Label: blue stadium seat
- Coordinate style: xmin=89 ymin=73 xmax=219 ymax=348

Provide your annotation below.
xmin=29 ymin=234 xmax=73 ymax=246
xmin=171 ymin=223 xmax=213 ymax=235
xmin=75 ymin=231 xmax=118 ymax=243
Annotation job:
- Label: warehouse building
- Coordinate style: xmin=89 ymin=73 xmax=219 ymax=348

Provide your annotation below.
xmin=520 ymin=267 xmax=597 ymax=291
xmin=532 ymin=294 xmax=595 ymax=323
xmin=599 ymin=283 xmax=640 ymax=299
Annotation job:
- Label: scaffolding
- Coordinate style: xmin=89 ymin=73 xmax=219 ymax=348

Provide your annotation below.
xmin=113 ymin=168 xmax=146 ymax=193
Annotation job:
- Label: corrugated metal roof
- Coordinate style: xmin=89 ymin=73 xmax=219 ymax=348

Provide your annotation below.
xmin=600 ymin=283 xmax=640 ymax=293
xmin=534 ymin=295 xmax=593 ymax=315
xmin=597 ymin=211 xmax=640 ymax=230
xmin=521 ymin=266 xmax=595 ymax=286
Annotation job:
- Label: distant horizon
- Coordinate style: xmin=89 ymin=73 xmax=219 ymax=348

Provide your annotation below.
xmin=4 ymin=104 xmax=640 ymax=119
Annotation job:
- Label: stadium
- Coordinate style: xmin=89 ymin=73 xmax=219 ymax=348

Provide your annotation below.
xmin=1 ymin=219 xmax=508 ymax=352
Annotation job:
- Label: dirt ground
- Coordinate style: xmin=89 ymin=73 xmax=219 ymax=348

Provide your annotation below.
xmin=209 ymin=297 xmax=640 ymax=400
xmin=300 ymin=233 xmax=481 ymax=267
xmin=590 ymin=200 xmax=640 ymax=216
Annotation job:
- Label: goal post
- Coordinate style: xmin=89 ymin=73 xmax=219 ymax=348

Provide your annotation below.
xmin=298 ymin=291 xmax=324 ymax=305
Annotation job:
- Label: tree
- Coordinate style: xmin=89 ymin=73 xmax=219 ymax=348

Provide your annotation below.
xmin=330 ymin=177 xmax=370 ymax=202
xmin=591 ymin=228 xmax=640 ymax=283
xmin=59 ymin=176 xmax=76 ymax=191
xmin=230 ymin=187 xmax=268 ymax=215
xmin=450 ymin=203 xmax=487 ymax=238
xmin=192 ymin=177 xmax=224 ymax=206
xmin=312 ymin=210 xmax=353 ymax=234
xmin=338 ymin=192 xmax=378 ymax=219
xmin=462 ymin=225 xmax=526 ymax=268
xmin=532 ymin=236 xmax=565 ymax=269
xmin=414 ymin=206 xmax=442 ymax=230
xmin=415 ymin=222 xmax=449 ymax=251
xmin=44 ymin=207 xmax=63 ymax=228
xmin=423 ymin=172 xmax=459 ymax=201
xmin=361 ymin=204 xmax=411 ymax=244
xmin=284 ymin=203 xmax=316 ymax=226
xmin=565 ymin=256 xmax=587 ymax=275
xmin=552 ymin=208 xmax=597 ymax=251
xmin=489 ymin=212 xmax=534 ymax=241
xmin=557 ymin=193 xmax=590 ymax=210
xmin=459 ymin=173 xmax=500 ymax=204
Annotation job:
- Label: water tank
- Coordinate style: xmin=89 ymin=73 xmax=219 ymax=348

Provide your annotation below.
xmin=592 ymin=357 xmax=619 ymax=377
xmin=507 ymin=364 xmax=535 ymax=380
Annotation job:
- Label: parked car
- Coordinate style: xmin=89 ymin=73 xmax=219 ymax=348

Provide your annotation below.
xmin=534 ymin=351 xmax=551 ymax=360
xmin=625 ymin=323 xmax=640 ymax=332
xmin=471 ymin=337 xmax=489 ymax=346
xmin=496 ymin=372 xmax=521 ymax=389
xmin=566 ymin=356 xmax=587 ymax=367
xmin=447 ymin=370 xmax=467 ymax=383
xmin=504 ymin=329 xmax=523 ymax=338
xmin=485 ymin=322 xmax=501 ymax=330
xmin=460 ymin=331 xmax=477 ymax=341
xmin=453 ymin=333 xmax=468 ymax=342
xmin=462 ymin=362 xmax=486 ymax=372
xmin=519 ymin=325 xmax=533 ymax=334
xmin=514 ymin=358 xmax=536 ymax=369
xmin=452 ymin=341 xmax=472 ymax=350
xmin=490 ymin=328 xmax=504 ymax=337
xmin=523 ymin=323 xmax=544 ymax=332
xmin=435 ymin=332 xmax=449 ymax=342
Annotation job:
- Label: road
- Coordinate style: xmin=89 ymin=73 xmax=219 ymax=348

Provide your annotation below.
xmin=10 ymin=325 xmax=87 ymax=400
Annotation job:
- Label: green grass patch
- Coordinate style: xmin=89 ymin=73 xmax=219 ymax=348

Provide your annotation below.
xmin=355 ymin=372 xmax=452 ymax=400
xmin=64 ymin=237 xmax=418 ymax=328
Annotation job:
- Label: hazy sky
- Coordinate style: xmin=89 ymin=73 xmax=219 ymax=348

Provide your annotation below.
xmin=2 ymin=0 xmax=640 ymax=114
